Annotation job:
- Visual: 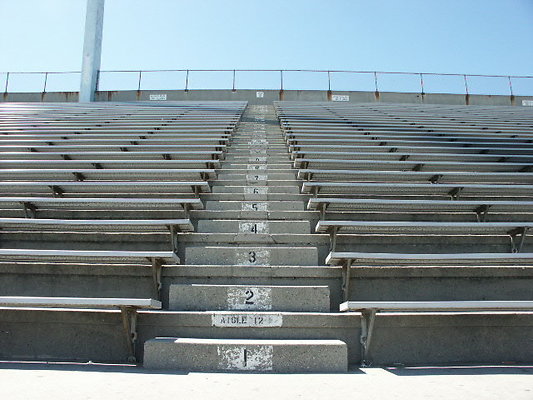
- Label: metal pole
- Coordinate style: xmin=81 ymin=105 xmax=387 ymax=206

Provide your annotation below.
xmin=374 ymin=72 xmax=379 ymax=92
xmin=137 ymin=71 xmax=142 ymax=91
xmin=280 ymin=70 xmax=284 ymax=91
xmin=79 ymin=0 xmax=105 ymax=102
xmin=4 ymin=72 xmax=9 ymax=93
xmin=43 ymin=72 xmax=48 ymax=93
xmin=463 ymin=75 xmax=469 ymax=95
xmin=508 ymin=76 xmax=514 ymax=97
xmin=419 ymin=73 xmax=425 ymax=95
xmin=185 ymin=70 xmax=189 ymax=91
xmin=327 ymin=71 xmax=331 ymax=91
xmin=232 ymin=70 xmax=236 ymax=91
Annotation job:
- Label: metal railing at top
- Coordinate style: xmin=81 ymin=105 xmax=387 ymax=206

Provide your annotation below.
xmin=1 ymin=69 xmax=533 ymax=96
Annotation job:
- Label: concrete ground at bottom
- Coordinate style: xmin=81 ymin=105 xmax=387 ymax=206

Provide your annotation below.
xmin=0 ymin=362 xmax=531 ymax=400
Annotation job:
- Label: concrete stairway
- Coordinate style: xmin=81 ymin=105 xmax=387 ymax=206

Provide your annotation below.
xmin=143 ymin=105 xmax=349 ymax=372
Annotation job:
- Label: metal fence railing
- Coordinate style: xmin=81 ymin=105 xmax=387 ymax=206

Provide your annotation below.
xmin=2 ymin=69 xmax=533 ymax=96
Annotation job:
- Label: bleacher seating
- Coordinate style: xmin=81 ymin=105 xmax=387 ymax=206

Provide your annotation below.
xmin=0 ymin=99 xmax=531 ymax=370
xmin=275 ymin=101 xmax=533 ymax=365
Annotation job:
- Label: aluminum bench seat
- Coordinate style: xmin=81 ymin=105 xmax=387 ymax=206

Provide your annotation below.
xmin=339 ymin=300 xmax=533 ymax=366
xmin=287 ymin=138 xmax=533 ymax=149
xmin=0 ymin=137 xmax=230 ymax=147
xmin=297 ymin=169 xmax=533 ymax=184
xmin=325 ymin=250 xmax=533 ymax=306
xmin=0 ymin=197 xmax=203 ymax=216
xmin=0 ymin=168 xmax=217 ymax=181
xmin=0 ymin=217 xmax=194 ymax=233
xmin=316 ymin=220 xmax=532 ymax=235
xmin=307 ymin=198 xmax=533 ymax=220
xmin=318 ymin=221 xmax=532 ymax=253
xmin=0 ymin=144 xmax=228 ymax=153
xmin=0 ymin=296 xmax=161 ymax=309
xmin=0 ymin=131 xmax=233 ymax=138
xmin=289 ymin=144 xmax=533 ymax=156
xmin=340 ymin=300 xmax=533 ymax=313
xmin=0 ymin=249 xmax=179 ymax=264
xmin=325 ymin=251 xmax=533 ymax=266
xmin=0 ymin=296 xmax=161 ymax=362
xmin=301 ymin=182 xmax=533 ymax=199
xmin=283 ymin=131 xmax=533 ymax=141
xmin=290 ymin=150 xmax=533 ymax=163
xmin=0 ymin=181 xmax=211 ymax=196
xmin=293 ymin=158 xmax=532 ymax=173
xmin=0 ymin=150 xmax=225 ymax=161
xmin=0 ymin=159 xmax=221 ymax=170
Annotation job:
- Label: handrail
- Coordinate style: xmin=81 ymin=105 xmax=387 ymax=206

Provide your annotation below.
xmin=1 ymin=68 xmax=532 ymax=95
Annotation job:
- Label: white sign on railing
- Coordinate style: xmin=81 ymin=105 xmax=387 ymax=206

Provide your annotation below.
xmin=331 ymin=94 xmax=350 ymax=102
xmin=522 ymin=100 xmax=533 ymax=106
xmin=149 ymin=94 xmax=167 ymax=101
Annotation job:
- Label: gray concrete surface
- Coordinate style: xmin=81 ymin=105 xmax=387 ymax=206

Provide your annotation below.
xmin=2 ymin=89 xmax=532 ymax=106
xmin=143 ymin=338 xmax=347 ymax=372
xmin=0 ymin=362 xmax=531 ymax=400
xmin=185 ymin=246 xmax=318 ymax=265
xmin=168 ymin=284 xmax=330 ymax=311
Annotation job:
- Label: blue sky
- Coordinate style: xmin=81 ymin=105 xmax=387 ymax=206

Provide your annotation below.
xmin=1 ymin=0 xmax=532 ymax=94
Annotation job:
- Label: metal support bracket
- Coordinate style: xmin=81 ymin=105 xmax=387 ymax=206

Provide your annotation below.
xmin=509 ymin=227 xmax=528 ymax=253
xmin=182 ymin=203 xmax=191 ymax=219
xmin=319 ymin=202 xmax=327 ymax=220
xmin=192 ymin=184 xmax=200 ymax=197
xmin=73 ymin=172 xmax=86 ymax=182
xmin=474 ymin=205 xmax=490 ymax=222
xmin=22 ymin=202 xmax=37 ymax=219
xmin=448 ymin=187 xmax=463 ymax=200
xmin=169 ymin=226 xmax=179 ymax=254
xmin=429 ymin=174 xmax=443 ymax=184
xmin=341 ymin=258 xmax=353 ymax=303
xmin=49 ymin=185 xmax=64 ymax=197
xmin=120 ymin=306 xmax=138 ymax=363
xmin=360 ymin=309 xmax=377 ymax=367
xmin=329 ymin=226 xmax=339 ymax=252
xmin=150 ymin=258 xmax=163 ymax=300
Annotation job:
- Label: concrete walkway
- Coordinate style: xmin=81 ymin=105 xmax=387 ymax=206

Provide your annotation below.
xmin=0 ymin=362 xmax=531 ymax=400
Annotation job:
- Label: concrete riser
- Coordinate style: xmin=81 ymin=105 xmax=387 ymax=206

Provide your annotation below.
xmin=168 ymin=284 xmax=330 ymax=311
xmin=205 ymin=201 xmax=304 ymax=211
xmin=185 ymin=246 xmax=318 ymax=265
xmin=143 ymin=338 xmax=348 ymax=372
xmin=197 ymin=220 xmax=311 ymax=234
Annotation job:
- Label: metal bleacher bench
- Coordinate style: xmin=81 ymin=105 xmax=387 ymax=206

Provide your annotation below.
xmin=0 ymin=249 xmax=179 ymax=300
xmin=326 ymin=251 xmax=533 ymax=302
xmin=0 ymin=168 xmax=217 ymax=182
xmin=297 ymin=169 xmax=533 ymax=183
xmin=0 ymin=197 xmax=203 ymax=218
xmin=0 ymin=296 xmax=161 ymax=362
xmin=0 ymin=181 xmax=211 ymax=196
xmin=0 ymin=217 xmax=193 ymax=252
xmin=316 ymin=220 xmax=532 ymax=253
xmin=301 ymin=182 xmax=533 ymax=199
xmin=307 ymin=198 xmax=533 ymax=221
xmin=1 ymin=150 xmax=226 ymax=161
xmin=293 ymin=158 xmax=533 ymax=173
xmin=0 ymin=159 xmax=221 ymax=169
xmin=339 ymin=300 xmax=533 ymax=366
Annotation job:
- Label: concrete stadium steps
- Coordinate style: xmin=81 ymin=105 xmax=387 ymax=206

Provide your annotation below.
xmin=185 ymin=246 xmax=318 ymax=265
xmin=197 ymin=220 xmax=311 ymax=234
xmin=204 ymin=200 xmax=304 ymax=211
xmin=137 ymin=104 xmax=344 ymax=371
xmin=2 ymin=101 xmax=532 ymax=369
xmin=168 ymin=284 xmax=329 ymax=311
xmin=143 ymin=338 xmax=347 ymax=372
